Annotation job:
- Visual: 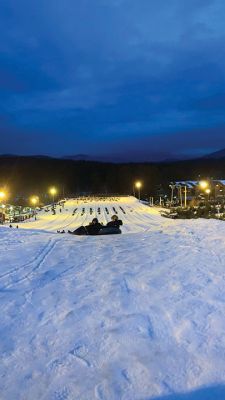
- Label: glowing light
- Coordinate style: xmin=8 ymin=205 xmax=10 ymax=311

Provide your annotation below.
xmin=199 ymin=180 xmax=208 ymax=189
xmin=135 ymin=181 xmax=142 ymax=189
xmin=30 ymin=196 xmax=39 ymax=206
xmin=0 ymin=191 xmax=6 ymax=200
xmin=205 ymin=189 xmax=211 ymax=194
xmin=49 ymin=187 xmax=57 ymax=196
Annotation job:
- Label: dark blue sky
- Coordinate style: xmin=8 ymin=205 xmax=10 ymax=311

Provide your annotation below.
xmin=1 ymin=0 xmax=225 ymax=161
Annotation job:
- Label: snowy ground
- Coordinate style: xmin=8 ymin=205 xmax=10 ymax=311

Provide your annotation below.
xmin=1 ymin=197 xmax=225 ymax=399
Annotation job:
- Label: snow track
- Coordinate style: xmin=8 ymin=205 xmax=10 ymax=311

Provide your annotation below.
xmin=14 ymin=197 xmax=165 ymax=234
xmin=1 ymin=197 xmax=225 ymax=399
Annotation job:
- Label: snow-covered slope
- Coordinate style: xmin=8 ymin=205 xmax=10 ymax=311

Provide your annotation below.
xmin=18 ymin=196 xmax=164 ymax=234
xmin=1 ymin=197 xmax=225 ymax=400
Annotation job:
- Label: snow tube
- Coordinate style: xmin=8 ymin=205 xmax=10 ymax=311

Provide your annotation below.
xmin=68 ymin=227 xmax=122 ymax=236
xmin=97 ymin=227 xmax=122 ymax=235
xmin=68 ymin=227 xmax=88 ymax=235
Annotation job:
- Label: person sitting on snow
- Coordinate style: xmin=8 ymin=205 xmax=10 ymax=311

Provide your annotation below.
xmin=68 ymin=218 xmax=103 ymax=236
xmin=107 ymin=215 xmax=123 ymax=229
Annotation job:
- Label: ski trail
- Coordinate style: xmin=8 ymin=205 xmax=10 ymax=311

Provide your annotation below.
xmin=17 ymin=196 xmax=166 ymax=235
xmin=2 ymin=237 xmax=60 ymax=289
xmin=0 ymin=237 xmax=54 ymax=282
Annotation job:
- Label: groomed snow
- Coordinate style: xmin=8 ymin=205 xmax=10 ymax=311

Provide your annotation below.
xmin=1 ymin=197 xmax=225 ymax=400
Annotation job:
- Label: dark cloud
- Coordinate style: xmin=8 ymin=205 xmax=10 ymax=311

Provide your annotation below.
xmin=0 ymin=0 xmax=225 ymax=159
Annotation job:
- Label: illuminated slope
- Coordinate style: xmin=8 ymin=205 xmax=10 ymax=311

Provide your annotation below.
xmin=18 ymin=196 xmax=165 ymax=233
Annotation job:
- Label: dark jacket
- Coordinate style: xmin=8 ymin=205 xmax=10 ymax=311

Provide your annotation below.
xmin=85 ymin=222 xmax=102 ymax=235
xmin=107 ymin=220 xmax=123 ymax=228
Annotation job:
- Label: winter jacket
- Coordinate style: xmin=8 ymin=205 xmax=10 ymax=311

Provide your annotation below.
xmin=85 ymin=222 xmax=103 ymax=235
xmin=107 ymin=220 xmax=123 ymax=228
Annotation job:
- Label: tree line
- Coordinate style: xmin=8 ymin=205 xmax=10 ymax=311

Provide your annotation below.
xmin=0 ymin=155 xmax=225 ymax=201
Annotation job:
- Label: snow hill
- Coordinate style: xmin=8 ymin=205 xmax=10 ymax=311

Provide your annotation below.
xmin=1 ymin=197 xmax=225 ymax=400
xmin=18 ymin=196 xmax=163 ymax=234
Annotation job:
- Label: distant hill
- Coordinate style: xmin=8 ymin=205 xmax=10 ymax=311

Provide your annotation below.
xmin=204 ymin=148 xmax=225 ymax=159
xmin=0 ymin=154 xmax=53 ymax=159
xmin=62 ymin=154 xmax=93 ymax=161
xmin=62 ymin=152 xmax=188 ymax=163
xmin=62 ymin=154 xmax=129 ymax=163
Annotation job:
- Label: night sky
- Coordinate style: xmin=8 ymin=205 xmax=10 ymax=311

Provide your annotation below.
xmin=1 ymin=0 xmax=225 ymax=161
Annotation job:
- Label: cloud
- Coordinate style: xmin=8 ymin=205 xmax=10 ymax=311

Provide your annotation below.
xmin=0 ymin=0 xmax=225 ymax=158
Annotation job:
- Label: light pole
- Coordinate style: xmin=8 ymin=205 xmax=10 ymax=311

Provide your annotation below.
xmin=0 ymin=191 xmax=6 ymax=224
xmin=205 ymin=188 xmax=211 ymax=202
xmin=30 ymin=196 xmax=39 ymax=220
xmin=49 ymin=187 xmax=57 ymax=205
xmin=1 ymin=204 xmax=5 ymax=224
xmin=184 ymin=185 xmax=187 ymax=208
xmin=178 ymin=185 xmax=187 ymax=208
xmin=178 ymin=185 xmax=183 ymax=207
xmin=135 ymin=181 xmax=142 ymax=201
xmin=199 ymin=180 xmax=209 ymax=205
xmin=170 ymin=184 xmax=175 ymax=205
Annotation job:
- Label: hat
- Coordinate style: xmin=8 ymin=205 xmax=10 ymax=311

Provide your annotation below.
xmin=111 ymin=215 xmax=118 ymax=220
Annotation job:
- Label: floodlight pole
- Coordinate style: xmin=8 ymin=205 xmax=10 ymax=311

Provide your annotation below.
xmin=171 ymin=185 xmax=174 ymax=203
xmin=0 ymin=205 xmax=3 ymax=224
xmin=170 ymin=184 xmax=176 ymax=205
xmin=179 ymin=185 xmax=183 ymax=207
xmin=184 ymin=185 xmax=187 ymax=208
